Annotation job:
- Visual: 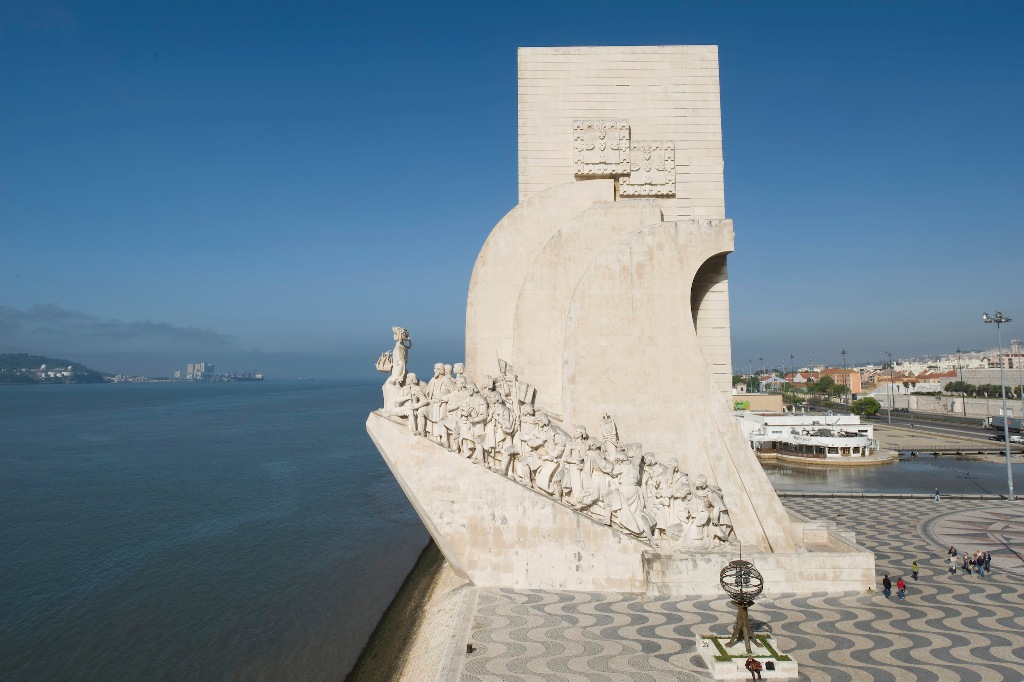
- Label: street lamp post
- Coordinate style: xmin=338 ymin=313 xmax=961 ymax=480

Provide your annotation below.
xmin=883 ymin=350 xmax=894 ymax=424
xmin=1014 ymin=339 xmax=1024 ymax=422
xmin=983 ymin=311 xmax=1015 ymax=501
xmin=841 ymin=348 xmax=848 ymax=405
xmin=956 ymin=347 xmax=967 ymax=417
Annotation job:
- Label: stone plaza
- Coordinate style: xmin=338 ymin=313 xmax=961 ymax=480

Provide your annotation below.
xmin=410 ymin=496 xmax=1024 ymax=681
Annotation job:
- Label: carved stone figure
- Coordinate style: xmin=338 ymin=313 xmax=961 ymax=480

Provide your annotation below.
xmin=564 ymin=426 xmax=589 ymax=504
xmin=667 ymin=483 xmax=711 ymax=549
xmin=452 ymin=383 xmax=487 ymax=461
xmin=577 ymin=438 xmax=613 ymax=523
xmin=389 ymin=326 xmax=411 ymax=384
xmin=382 ymin=376 xmax=404 ymax=418
xmin=393 ymin=372 xmax=430 ymax=435
xmin=516 ymin=405 xmax=553 ymax=487
xmin=694 ymin=474 xmax=733 ymax=543
xmin=425 ymin=363 xmax=455 ymax=448
xmin=381 ymin=326 xmax=412 ymax=419
xmin=649 ymin=458 xmax=688 ymax=538
xmin=610 ymin=443 xmax=654 ymax=541
xmin=530 ymin=413 xmax=566 ymax=495
xmin=482 ymin=389 xmax=516 ymax=472
xmin=453 ymin=362 xmax=477 ymax=392
xmin=443 ymin=376 xmax=475 ymax=454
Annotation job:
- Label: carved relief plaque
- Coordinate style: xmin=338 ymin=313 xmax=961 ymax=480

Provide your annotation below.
xmin=573 ymin=120 xmax=630 ymax=176
xmin=619 ymin=142 xmax=676 ymax=197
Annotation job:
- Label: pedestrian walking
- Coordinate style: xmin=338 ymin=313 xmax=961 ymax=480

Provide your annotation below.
xmin=949 ymin=556 xmax=956 ymax=575
xmin=911 ymin=561 xmax=919 ymax=581
xmin=985 ymin=551 xmax=992 ymax=572
xmin=975 ymin=551 xmax=985 ymax=577
xmin=897 ymin=577 xmax=906 ymax=599
xmin=882 ymin=574 xmax=892 ymax=598
xmin=934 ymin=488 xmax=940 ymax=501
xmin=745 ymin=656 xmax=762 ymax=680
xmin=963 ymin=553 xmax=971 ymax=575
xmin=948 ymin=545 xmax=957 ymax=558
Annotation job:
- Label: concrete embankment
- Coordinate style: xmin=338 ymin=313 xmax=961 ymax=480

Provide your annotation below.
xmin=346 ymin=540 xmax=472 ymax=682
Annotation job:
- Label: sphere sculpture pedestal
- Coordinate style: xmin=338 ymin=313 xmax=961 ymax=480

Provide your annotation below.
xmin=695 ymin=560 xmax=799 ymax=679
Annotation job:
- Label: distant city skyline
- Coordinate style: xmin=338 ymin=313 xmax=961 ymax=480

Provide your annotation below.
xmin=2 ymin=2 xmax=1021 ymax=378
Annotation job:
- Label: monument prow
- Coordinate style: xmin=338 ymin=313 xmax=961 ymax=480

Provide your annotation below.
xmin=368 ymin=45 xmax=875 ymax=596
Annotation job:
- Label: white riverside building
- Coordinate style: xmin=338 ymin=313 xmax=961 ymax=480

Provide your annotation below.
xmin=734 ymin=412 xmax=879 ymax=460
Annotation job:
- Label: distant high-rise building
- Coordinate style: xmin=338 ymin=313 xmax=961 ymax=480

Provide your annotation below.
xmin=185 ymin=362 xmax=215 ymax=380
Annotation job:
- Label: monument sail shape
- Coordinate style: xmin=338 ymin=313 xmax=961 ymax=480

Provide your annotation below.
xmin=368 ymin=46 xmax=875 ymax=595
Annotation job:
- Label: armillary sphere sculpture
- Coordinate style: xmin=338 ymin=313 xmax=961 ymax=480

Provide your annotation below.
xmin=720 ymin=559 xmax=764 ymax=654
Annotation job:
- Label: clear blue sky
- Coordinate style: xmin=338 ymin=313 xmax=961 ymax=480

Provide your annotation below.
xmin=2 ymin=1 xmax=1021 ymax=378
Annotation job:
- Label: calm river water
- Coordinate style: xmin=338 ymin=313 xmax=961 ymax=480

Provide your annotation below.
xmin=0 ymin=380 xmax=426 ymax=682
xmin=2 ymin=381 xmax=1020 ymax=681
xmin=764 ymin=454 xmax=1021 ymax=496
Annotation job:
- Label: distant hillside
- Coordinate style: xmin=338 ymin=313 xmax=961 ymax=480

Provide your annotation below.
xmin=0 ymin=354 xmax=109 ymax=384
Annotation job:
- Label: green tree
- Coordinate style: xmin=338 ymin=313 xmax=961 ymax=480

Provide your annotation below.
xmin=944 ymin=381 xmax=975 ymax=396
xmin=851 ymin=396 xmax=882 ymax=416
xmin=807 ymin=376 xmax=839 ymax=398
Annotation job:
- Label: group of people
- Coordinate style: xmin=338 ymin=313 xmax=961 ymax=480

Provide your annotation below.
xmin=947 ymin=546 xmax=992 ymax=576
xmin=881 ymin=574 xmax=907 ymax=599
xmin=377 ymin=327 xmax=734 ymax=548
xmin=883 ymin=546 xmax=997 ymax=599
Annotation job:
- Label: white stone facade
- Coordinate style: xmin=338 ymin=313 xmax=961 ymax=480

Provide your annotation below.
xmin=518 ymin=46 xmax=725 ymax=220
xmin=370 ymin=45 xmax=875 ymax=596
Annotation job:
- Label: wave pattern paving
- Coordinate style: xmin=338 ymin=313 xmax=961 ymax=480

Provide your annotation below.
xmin=460 ymin=498 xmax=1024 ymax=681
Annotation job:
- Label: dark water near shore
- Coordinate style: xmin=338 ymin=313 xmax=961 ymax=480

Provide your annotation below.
xmin=0 ymin=381 xmax=426 ymax=682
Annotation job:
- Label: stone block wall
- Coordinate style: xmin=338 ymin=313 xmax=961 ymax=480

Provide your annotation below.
xmin=518 ymin=46 xmax=725 ymax=221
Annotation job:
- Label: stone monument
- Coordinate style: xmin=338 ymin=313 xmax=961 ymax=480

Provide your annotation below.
xmin=367 ymin=46 xmax=875 ymax=595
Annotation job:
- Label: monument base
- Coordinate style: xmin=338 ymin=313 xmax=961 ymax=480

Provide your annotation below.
xmin=368 ymin=411 xmax=877 ymax=595
xmin=696 ymin=634 xmax=798 ymax=680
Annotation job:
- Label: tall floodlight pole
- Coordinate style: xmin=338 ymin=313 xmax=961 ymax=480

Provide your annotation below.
xmin=841 ymin=349 xmax=848 ymax=405
xmin=1011 ymin=337 xmax=1019 ymax=417
xmin=883 ymin=350 xmax=894 ymax=424
xmin=956 ymin=347 xmax=966 ymax=416
xmin=759 ymin=356 xmax=764 ymax=375
xmin=983 ymin=311 xmax=1015 ymax=501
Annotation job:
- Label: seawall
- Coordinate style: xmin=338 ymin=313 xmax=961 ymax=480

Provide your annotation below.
xmin=346 ymin=540 xmax=472 ymax=681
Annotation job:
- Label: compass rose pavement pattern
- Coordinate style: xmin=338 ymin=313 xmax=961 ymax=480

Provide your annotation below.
xmin=458 ymin=498 xmax=1024 ymax=681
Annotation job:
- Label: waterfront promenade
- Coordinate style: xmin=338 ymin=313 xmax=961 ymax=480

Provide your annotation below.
xmin=393 ymin=497 xmax=1024 ymax=681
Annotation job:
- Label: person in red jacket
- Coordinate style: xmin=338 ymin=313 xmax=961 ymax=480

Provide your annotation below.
xmin=896 ymin=576 xmax=906 ymax=599
xmin=745 ymin=656 xmax=762 ymax=679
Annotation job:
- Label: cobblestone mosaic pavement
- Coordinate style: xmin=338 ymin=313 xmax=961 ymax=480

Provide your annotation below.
xmin=459 ymin=498 xmax=1024 ymax=681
